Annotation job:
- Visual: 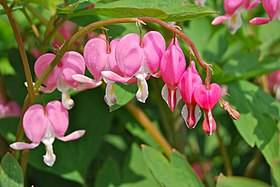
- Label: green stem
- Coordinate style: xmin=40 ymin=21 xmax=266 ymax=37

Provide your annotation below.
xmin=0 ymin=73 xmax=9 ymax=102
xmin=22 ymin=8 xmax=41 ymax=42
xmin=0 ymin=0 xmax=35 ymax=103
xmin=40 ymin=15 xmax=68 ymax=54
xmin=216 ymin=129 xmax=232 ymax=176
xmin=26 ymin=4 xmax=48 ymax=25
xmin=126 ymin=102 xmax=172 ymax=157
xmin=244 ymin=150 xmax=262 ymax=177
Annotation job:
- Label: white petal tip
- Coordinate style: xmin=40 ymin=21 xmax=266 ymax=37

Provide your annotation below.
xmin=43 ymin=154 xmax=56 ymax=167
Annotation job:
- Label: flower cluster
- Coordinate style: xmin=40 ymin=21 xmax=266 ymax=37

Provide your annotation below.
xmin=212 ymin=0 xmax=260 ymax=34
xmin=10 ymin=29 xmax=225 ymax=166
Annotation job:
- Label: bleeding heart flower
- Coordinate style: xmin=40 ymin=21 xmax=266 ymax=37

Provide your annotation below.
xmin=10 ymin=100 xmax=85 ymax=166
xmin=102 ymin=31 xmax=166 ymax=103
xmin=0 ymin=97 xmax=21 ymax=118
xmin=160 ymin=38 xmax=186 ymax=112
xmin=250 ymin=0 xmax=280 ymax=25
xmin=179 ymin=61 xmax=203 ymax=128
xmin=212 ymin=0 xmax=260 ymax=34
xmin=35 ymin=51 xmax=101 ymax=109
xmin=268 ymin=70 xmax=280 ymax=101
xmin=194 ymin=83 xmax=222 ymax=135
xmin=73 ymin=38 xmax=121 ymax=106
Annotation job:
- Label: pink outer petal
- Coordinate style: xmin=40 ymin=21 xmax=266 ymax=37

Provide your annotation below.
xmin=212 ymin=15 xmax=230 ymax=25
xmin=249 ymin=17 xmax=271 ymax=25
xmin=84 ymin=38 xmax=108 ymax=80
xmin=61 ymin=51 xmax=86 ymax=88
xmin=46 ymin=100 xmax=69 ymax=137
xmin=23 ymin=104 xmax=48 ymax=143
xmin=115 ymin=33 xmax=143 ymax=77
xmin=108 ymin=39 xmax=123 ymax=75
xmin=72 ymin=74 xmax=102 ymax=90
xmin=10 ymin=142 xmax=39 ymax=150
xmin=34 ymin=53 xmax=60 ymax=90
xmin=224 ymin=0 xmax=243 ymax=15
xmin=101 ymin=71 xmax=131 ymax=83
xmin=160 ymin=41 xmax=186 ymax=86
xmin=202 ymin=110 xmax=217 ymax=136
xmin=246 ymin=0 xmax=261 ymax=10
xmin=194 ymin=83 xmax=222 ymax=110
xmin=262 ymin=0 xmax=278 ymax=19
xmin=179 ymin=61 xmax=202 ymax=105
xmin=5 ymin=100 xmax=21 ymax=117
xmin=57 ymin=130 xmax=85 ymax=142
xmin=143 ymin=31 xmax=166 ymax=74
xmin=268 ymin=70 xmax=280 ymax=92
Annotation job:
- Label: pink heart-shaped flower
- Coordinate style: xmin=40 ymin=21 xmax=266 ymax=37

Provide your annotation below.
xmin=194 ymin=83 xmax=222 ymax=110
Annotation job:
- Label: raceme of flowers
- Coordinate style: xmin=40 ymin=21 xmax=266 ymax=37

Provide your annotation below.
xmin=10 ymin=30 xmax=223 ymax=166
xmin=211 ymin=0 xmax=280 ymax=34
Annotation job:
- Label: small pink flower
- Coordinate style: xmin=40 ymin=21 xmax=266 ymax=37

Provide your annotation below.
xmin=73 ymin=38 xmax=121 ymax=106
xmin=268 ymin=70 xmax=280 ymax=101
xmin=212 ymin=0 xmax=260 ymax=34
xmin=35 ymin=51 xmax=101 ymax=109
xmin=194 ymin=83 xmax=221 ymax=135
xmin=0 ymin=97 xmax=21 ymax=118
xmin=250 ymin=0 xmax=280 ymax=25
xmin=179 ymin=61 xmax=203 ymax=128
xmin=52 ymin=21 xmax=77 ymax=48
xmin=102 ymin=31 xmax=166 ymax=103
xmin=160 ymin=38 xmax=186 ymax=112
xmin=10 ymin=100 xmax=85 ymax=166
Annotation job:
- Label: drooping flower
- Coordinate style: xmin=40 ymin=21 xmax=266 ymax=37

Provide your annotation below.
xmin=160 ymin=38 xmax=186 ymax=112
xmin=250 ymin=0 xmax=280 ymax=25
xmin=268 ymin=70 xmax=280 ymax=101
xmin=34 ymin=51 xmax=101 ymax=109
xmin=212 ymin=0 xmax=260 ymax=34
xmin=0 ymin=97 xmax=21 ymax=118
xmin=73 ymin=38 xmax=121 ymax=106
xmin=194 ymin=83 xmax=222 ymax=135
xmin=10 ymin=100 xmax=85 ymax=166
xmin=102 ymin=31 xmax=166 ymax=103
xmin=179 ymin=61 xmax=203 ymax=128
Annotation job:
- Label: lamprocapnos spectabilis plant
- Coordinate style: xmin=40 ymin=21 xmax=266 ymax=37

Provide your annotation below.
xmin=1 ymin=0 xmax=280 ymax=186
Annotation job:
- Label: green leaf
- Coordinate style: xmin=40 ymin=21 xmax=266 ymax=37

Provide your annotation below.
xmin=223 ymin=51 xmax=280 ymax=81
xmin=120 ymin=143 xmax=160 ymax=187
xmin=216 ymin=174 xmax=270 ymax=187
xmin=28 ymin=88 xmax=112 ymax=185
xmin=142 ymin=145 xmax=204 ymax=187
xmin=66 ymin=0 xmax=217 ymax=22
xmin=0 ymin=153 xmax=24 ymax=187
xmin=94 ymin=157 xmax=121 ymax=187
xmin=228 ymin=80 xmax=280 ymax=185
xmin=110 ymin=83 xmax=137 ymax=111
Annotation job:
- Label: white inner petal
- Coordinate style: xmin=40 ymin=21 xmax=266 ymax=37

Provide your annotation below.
xmin=194 ymin=105 xmax=202 ymax=127
xmin=161 ymin=84 xmax=169 ymax=107
xmin=57 ymin=76 xmax=74 ymax=110
xmin=61 ymin=91 xmax=74 ymax=110
xmin=135 ymin=74 xmax=149 ymax=103
xmin=104 ymin=79 xmax=117 ymax=106
xmin=207 ymin=110 xmax=214 ymax=136
xmin=181 ymin=104 xmax=188 ymax=126
xmin=42 ymin=123 xmax=56 ymax=167
xmin=228 ymin=11 xmax=242 ymax=34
